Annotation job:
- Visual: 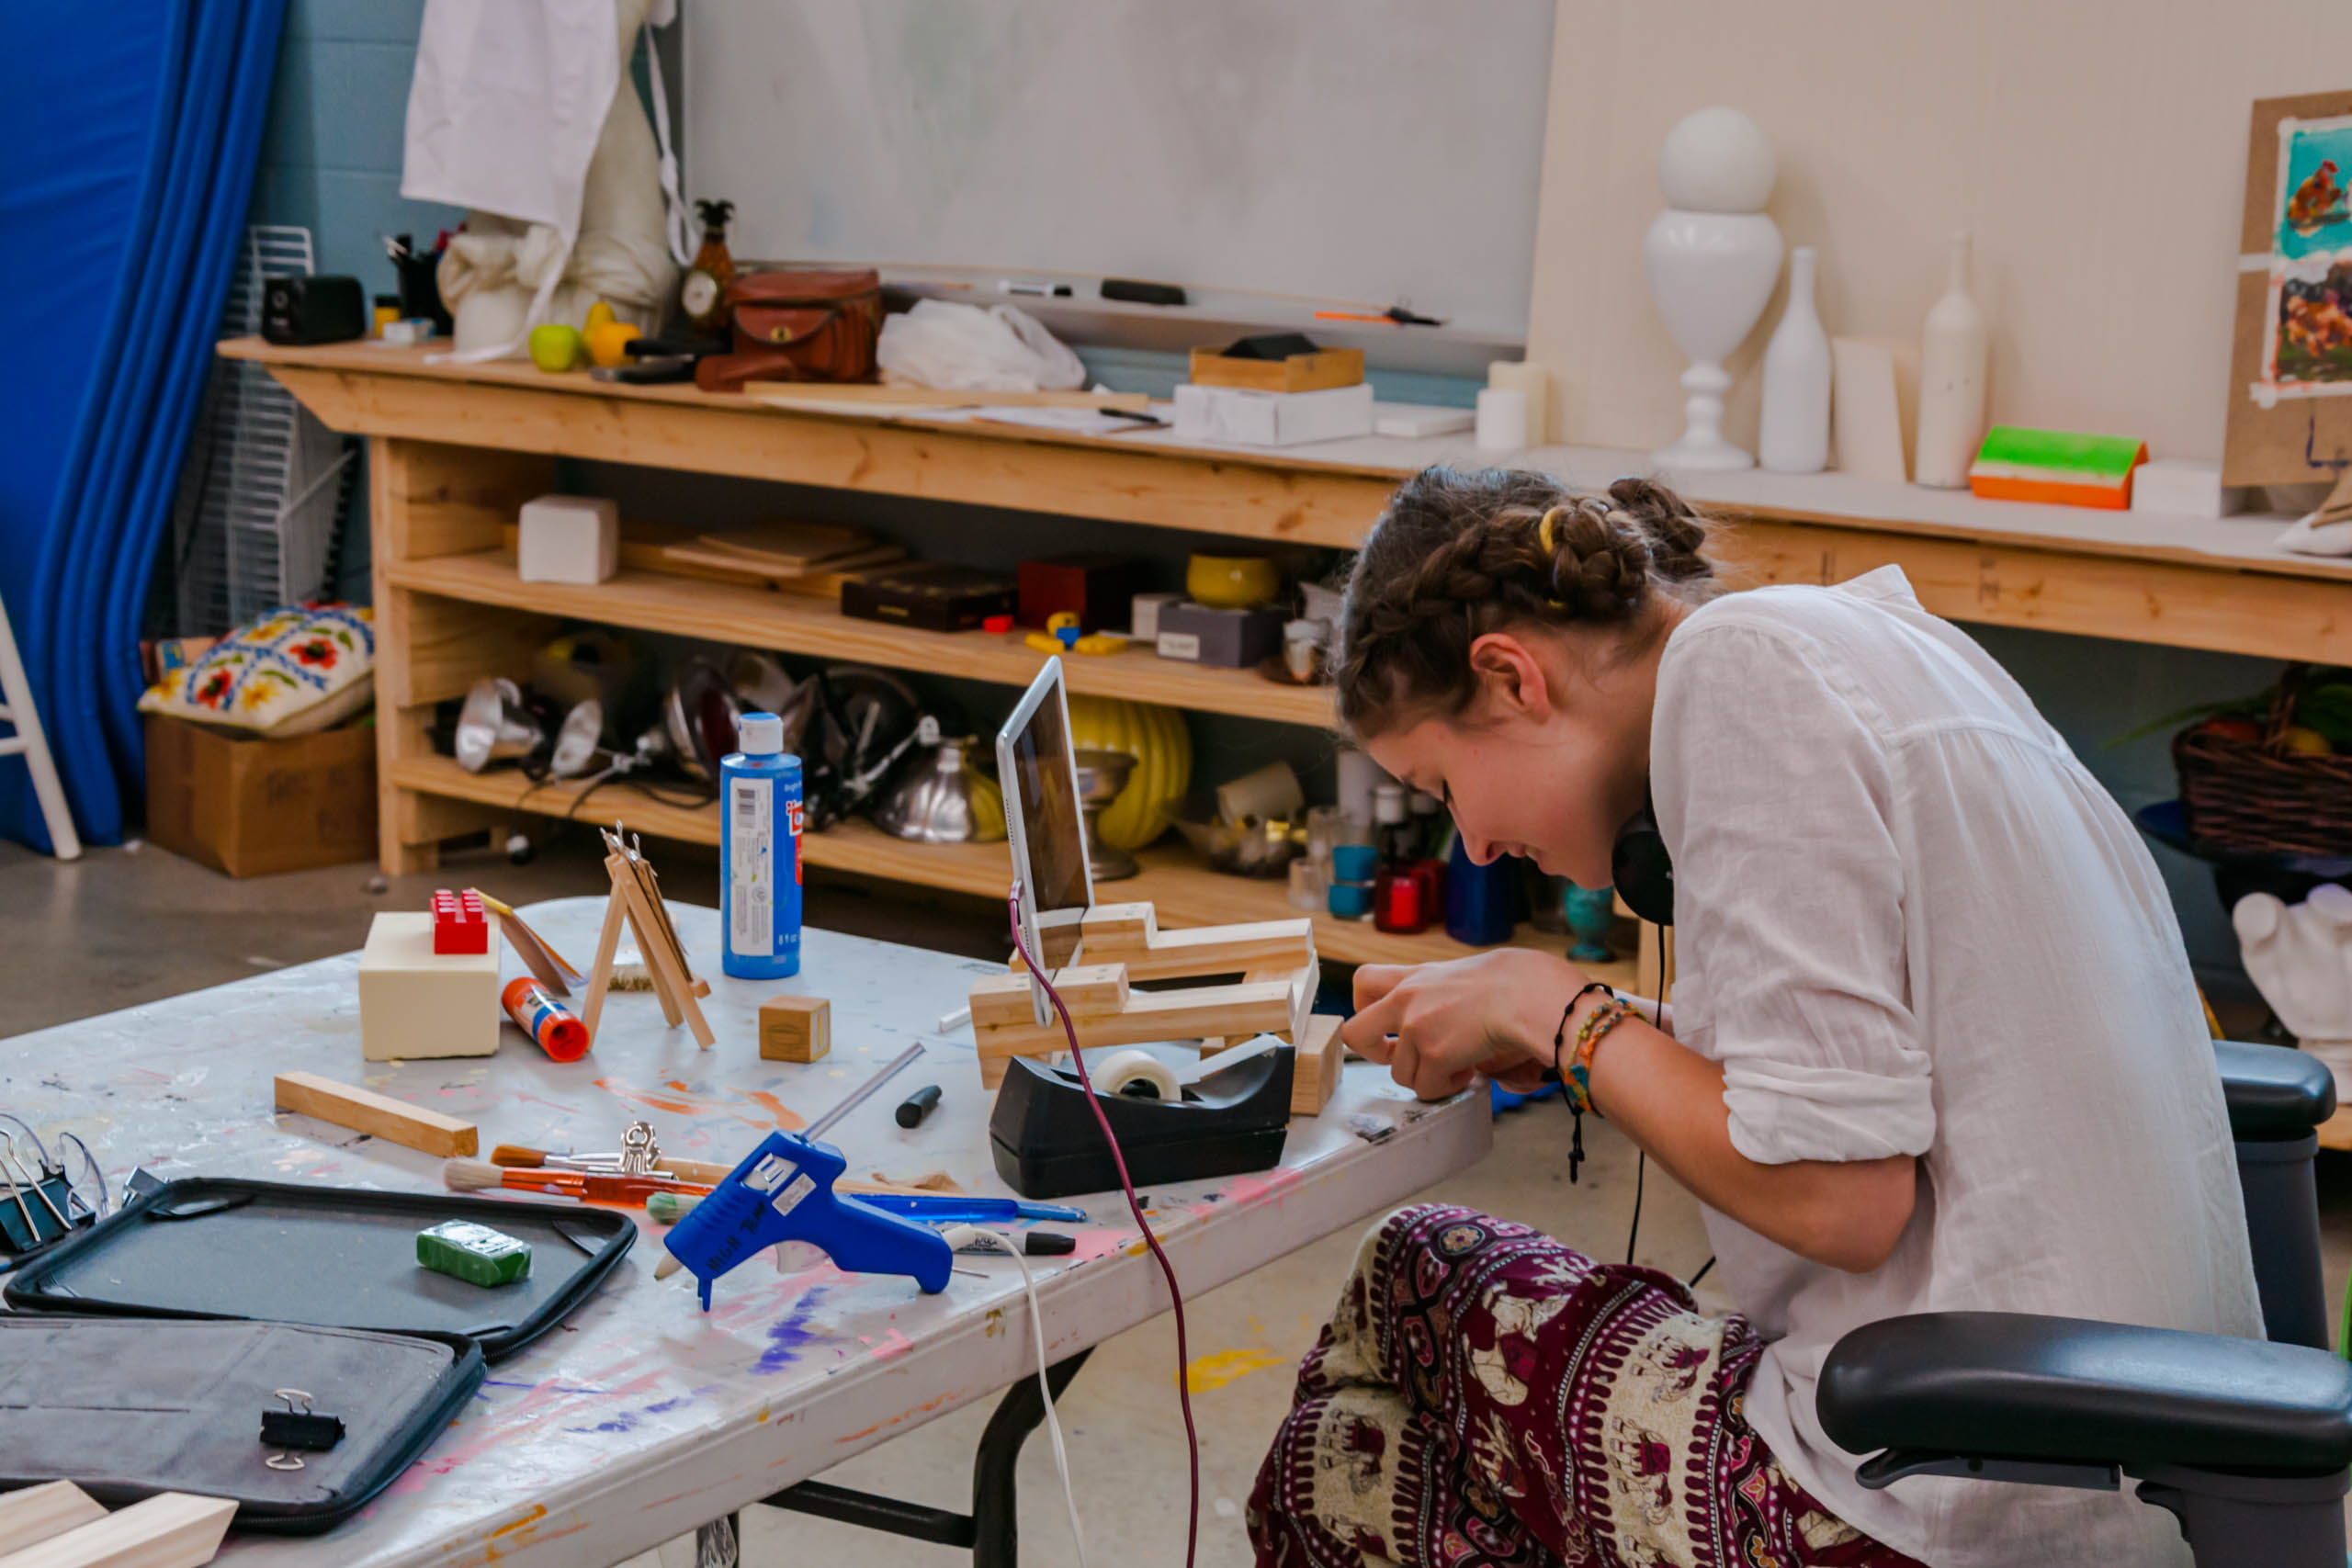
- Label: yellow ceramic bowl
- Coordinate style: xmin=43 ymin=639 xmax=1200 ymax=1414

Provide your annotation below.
xmin=1186 ymin=552 xmax=1283 ymax=609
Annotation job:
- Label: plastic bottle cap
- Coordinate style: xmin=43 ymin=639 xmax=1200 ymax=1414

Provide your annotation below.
xmin=738 ymin=712 xmax=783 ymax=755
xmin=1374 ymin=783 xmax=1407 ymax=824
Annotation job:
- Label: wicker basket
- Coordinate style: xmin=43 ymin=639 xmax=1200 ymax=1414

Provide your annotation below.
xmin=2174 ymin=663 xmax=2352 ymax=857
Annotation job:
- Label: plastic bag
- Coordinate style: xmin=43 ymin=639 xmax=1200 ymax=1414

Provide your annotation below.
xmin=876 ymin=298 xmax=1086 ymax=391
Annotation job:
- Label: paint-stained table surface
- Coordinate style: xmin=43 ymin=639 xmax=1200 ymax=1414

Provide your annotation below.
xmin=0 ymin=897 xmax=1491 ymax=1567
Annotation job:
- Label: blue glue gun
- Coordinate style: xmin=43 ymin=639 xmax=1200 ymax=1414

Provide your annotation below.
xmin=662 ymin=1130 xmax=954 ymax=1310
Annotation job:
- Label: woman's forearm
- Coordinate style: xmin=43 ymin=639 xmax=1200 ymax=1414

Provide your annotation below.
xmin=1584 ymin=1014 xmax=1917 ymax=1273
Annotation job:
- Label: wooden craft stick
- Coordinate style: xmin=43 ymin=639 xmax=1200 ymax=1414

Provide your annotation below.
xmin=973 ymin=979 xmax=1297 ymax=1061
xmin=0 ymin=1483 xmax=106 ymax=1555
xmin=580 ymin=877 xmax=630 ymax=1040
xmin=0 ymin=1492 xmax=236 ymax=1568
xmin=274 ymin=1071 xmax=478 ymax=1158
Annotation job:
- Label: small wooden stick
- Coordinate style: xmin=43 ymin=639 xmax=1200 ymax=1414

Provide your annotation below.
xmin=0 ymin=1491 xmax=236 ymax=1568
xmin=0 ymin=1483 xmax=106 ymax=1555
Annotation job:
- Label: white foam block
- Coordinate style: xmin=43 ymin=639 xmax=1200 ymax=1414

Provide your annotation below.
xmin=2132 ymin=458 xmax=2245 ymax=519
xmin=517 ymin=494 xmax=619 ymax=584
xmin=1374 ymin=402 xmax=1476 ymax=438
xmin=1172 ymin=381 xmax=1375 ymax=447
xmin=358 ymin=912 xmax=501 ymax=1061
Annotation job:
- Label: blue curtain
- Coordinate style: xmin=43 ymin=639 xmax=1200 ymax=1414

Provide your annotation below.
xmin=0 ymin=0 xmax=286 ymax=852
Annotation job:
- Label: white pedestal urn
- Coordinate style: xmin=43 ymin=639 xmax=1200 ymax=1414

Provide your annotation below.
xmin=1644 ymin=107 xmax=1784 ymax=472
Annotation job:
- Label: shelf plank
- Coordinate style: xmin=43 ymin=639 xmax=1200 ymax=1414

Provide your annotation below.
xmin=220 ymin=337 xmax=2352 ymax=587
xmin=384 ymin=753 xmax=1627 ymax=979
xmin=385 ymin=550 xmax=1336 ymax=727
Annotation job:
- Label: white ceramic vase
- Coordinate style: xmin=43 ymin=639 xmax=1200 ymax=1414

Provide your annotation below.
xmin=1913 ymin=231 xmax=1989 ymax=489
xmin=1645 ymin=209 xmax=1785 ymax=470
xmin=1758 ymin=245 xmax=1831 ymax=473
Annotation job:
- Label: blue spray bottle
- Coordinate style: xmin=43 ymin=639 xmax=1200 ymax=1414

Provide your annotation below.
xmin=719 ymin=712 xmax=802 ymax=979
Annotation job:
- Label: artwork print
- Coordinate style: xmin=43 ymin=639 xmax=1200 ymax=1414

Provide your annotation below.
xmin=2256 ymin=113 xmax=2352 ymax=403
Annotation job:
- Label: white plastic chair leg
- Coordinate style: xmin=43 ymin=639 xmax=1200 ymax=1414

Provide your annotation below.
xmin=0 ymin=593 xmax=82 ymax=861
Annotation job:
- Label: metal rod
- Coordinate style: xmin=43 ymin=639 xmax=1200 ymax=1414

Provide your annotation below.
xmin=802 ymin=1042 xmax=927 ymax=1144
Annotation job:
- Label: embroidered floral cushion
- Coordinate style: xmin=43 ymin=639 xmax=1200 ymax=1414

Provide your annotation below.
xmin=138 ymin=604 xmax=375 ymax=737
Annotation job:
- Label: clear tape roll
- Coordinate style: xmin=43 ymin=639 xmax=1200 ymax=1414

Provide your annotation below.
xmin=1094 ymin=1048 xmax=1182 ymax=1102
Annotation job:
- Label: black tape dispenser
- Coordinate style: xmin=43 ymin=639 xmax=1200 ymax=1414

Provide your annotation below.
xmin=989 ymin=1039 xmax=1294 ymax=1200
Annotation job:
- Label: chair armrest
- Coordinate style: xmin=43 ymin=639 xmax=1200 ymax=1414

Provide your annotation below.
xmin=2216 ymin=1040 xmax=2335 ymax=1140
xmin=1818 ymin=1312 xmax=2352 ymax=1476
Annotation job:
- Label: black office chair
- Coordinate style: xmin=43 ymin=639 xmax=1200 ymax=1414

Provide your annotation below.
xmin=1819 ymin=1042 xmax=2352 ymax=1566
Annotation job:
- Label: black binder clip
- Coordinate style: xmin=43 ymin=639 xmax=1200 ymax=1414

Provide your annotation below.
xmin=261 ymin=1389 xmax=345 ymax=1454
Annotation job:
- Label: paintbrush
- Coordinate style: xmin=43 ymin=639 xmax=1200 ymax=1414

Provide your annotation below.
xmin=489 ymin=1143 xmax=950 ymax=1198
xmin=445 ymin=1157 xmax=710 ymax=1206
xmin=492 ymin=1143 xmax=734 ymax=1186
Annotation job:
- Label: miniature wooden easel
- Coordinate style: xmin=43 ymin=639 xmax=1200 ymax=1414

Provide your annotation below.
xmin=967 ymin=900 xmax=1341 ymax=1112
xmin=581 ymin=825 xmax=714 ymax=1049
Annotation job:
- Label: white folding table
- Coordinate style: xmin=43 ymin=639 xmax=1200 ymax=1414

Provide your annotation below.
xmin=0 ymin=897 xmax=1490 ymax=1566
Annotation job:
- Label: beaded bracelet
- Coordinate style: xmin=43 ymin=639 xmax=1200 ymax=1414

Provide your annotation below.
xmin=1566 ymin=998 xmax=1632 ymax=1113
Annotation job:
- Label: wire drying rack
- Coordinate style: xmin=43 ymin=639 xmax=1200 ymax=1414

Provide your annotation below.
xmin=166 ymin=223 xmax=356 ymax=635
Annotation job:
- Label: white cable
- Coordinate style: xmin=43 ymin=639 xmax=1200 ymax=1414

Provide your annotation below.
xmin=943 ymin=1225 xmax=1087 ymax=1567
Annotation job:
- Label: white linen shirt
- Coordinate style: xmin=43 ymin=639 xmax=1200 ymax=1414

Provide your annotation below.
xmin=1651 ymin=567 xmax=2261 ymax=1567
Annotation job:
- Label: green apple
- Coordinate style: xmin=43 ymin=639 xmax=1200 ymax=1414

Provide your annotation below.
xmin=527 ymin=322 xmax=584 ymax=373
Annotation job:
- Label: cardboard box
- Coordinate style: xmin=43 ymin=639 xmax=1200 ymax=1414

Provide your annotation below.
xmin=1172 ymin=381 xmax=1374 ymax=447
xmin=143 ymin=714 xmax=377 ymax=877
xmin=1155 ymin=601 xmax=1284 ymax=668
xmin=1017 ymin=555 xmax=1150 ymax=631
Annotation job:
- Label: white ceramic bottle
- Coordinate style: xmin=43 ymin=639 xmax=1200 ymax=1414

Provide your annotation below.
xmin=1913 ymin=231 xmax=1989 ymax=489
xmin=1758 ymin=245 xmax=1831 ymax=473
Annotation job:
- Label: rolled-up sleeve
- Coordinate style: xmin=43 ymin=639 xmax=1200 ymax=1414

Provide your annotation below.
xmin=1655 ymin=624 xmax=1932 ymax=1165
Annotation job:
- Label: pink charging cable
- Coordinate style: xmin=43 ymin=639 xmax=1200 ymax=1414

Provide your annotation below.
xmin=1007 ymin=886 xmax=1201 ymax=1568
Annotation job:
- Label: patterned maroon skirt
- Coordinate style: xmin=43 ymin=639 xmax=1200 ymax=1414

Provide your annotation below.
xmin=1248 ymin=1204 xmax=1927 ymax=1568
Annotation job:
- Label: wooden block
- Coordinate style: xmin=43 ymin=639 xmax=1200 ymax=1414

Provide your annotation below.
xmin=274 ymin=1070 xmax=479 ymax=1157
xmin=1078 ymin=902 xmax=1157 ymax=946
xmin=976 ymin=978 xmax=1296 ymax=1061
xmin=0 ymin=1492 xmax=236 ymax=1568
xmin=967 ymin=965 xmax=1129 ymax=1029
xmin=358 ymin=911 xmax=500 ymax=1061
xmin=1291 ymin=1012 xmax=1344 ymax=1116
xmin=0 ymin=1484 xmax=107 ymax=1554
xmin=759 ymin=996 xmax=831 ymax=1062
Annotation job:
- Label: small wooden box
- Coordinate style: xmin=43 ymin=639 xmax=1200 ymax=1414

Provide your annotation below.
xmin=760 ymin=996 xmax=831 ymax=1062
xmin=1187 ymin=345 xmax=1364 ymax=394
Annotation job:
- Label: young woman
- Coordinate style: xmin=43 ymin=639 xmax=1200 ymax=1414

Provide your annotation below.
xmin=1248 ymin=468 xmax=2259 ymax=1568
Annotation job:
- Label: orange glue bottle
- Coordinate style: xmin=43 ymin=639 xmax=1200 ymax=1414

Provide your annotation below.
xmin=503 ymin=976 xmax=589 ymax=1062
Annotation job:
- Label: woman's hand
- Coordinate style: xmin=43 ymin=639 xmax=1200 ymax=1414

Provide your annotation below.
xmin=1340 ymin=949 xmax=1589 ymax=1100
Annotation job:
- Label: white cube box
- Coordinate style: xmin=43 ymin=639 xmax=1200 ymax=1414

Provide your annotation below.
xmin=1171 ymin=381 xmax=1374 ymax=447
xmin=358 ymin=911 xmax=501 ymax=1061
xmin=517 ymin=494 xmax=619 ymax=584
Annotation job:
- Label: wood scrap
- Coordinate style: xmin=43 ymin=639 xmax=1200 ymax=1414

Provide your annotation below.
xmin=685 ymin=521 xmax=872 ymax=571
xmin=0 ymin=1491 xmax=236 ymax=1568
xmin=742 ymin=382 xmax=1149 ymax=412
xmin=274 ymin=1071 xmax=478 ymax=1158
xmin=0 ymin=1483 xmax=107 ymax=1555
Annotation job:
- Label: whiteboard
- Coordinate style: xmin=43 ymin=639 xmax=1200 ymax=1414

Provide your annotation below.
xmin=681 ymin=1 xmax=1556 ymax=339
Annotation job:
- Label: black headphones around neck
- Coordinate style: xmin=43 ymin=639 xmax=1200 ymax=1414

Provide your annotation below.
xmin=1609 ymin=802 xmax=1674 ymax=928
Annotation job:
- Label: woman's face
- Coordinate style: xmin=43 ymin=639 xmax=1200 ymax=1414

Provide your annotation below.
xmin=1358 ymin=620 xmax=1668 ymax=888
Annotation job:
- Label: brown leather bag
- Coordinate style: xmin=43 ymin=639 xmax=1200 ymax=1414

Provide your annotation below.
xmin=695 ymin=267 xmax=884 ymax=392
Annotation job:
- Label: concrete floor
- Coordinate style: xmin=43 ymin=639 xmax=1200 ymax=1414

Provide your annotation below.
xmin=4 ymin=834 xmax=2348 ymax=1565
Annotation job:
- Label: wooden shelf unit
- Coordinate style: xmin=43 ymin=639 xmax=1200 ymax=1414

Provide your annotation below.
xmin=224 ymin=334 xmax=2352 ymax=977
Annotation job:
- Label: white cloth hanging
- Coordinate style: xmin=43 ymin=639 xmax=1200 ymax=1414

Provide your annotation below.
xmin=401 ymin=0 xmax=684 ymax=357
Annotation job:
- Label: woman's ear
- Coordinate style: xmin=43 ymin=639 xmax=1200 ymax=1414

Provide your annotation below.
xmin=1467 ymin=632 xmax=1554 ymax=723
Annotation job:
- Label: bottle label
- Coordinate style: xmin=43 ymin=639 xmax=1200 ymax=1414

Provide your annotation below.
xmin=729 ymin=774 xmax=773 ymax=955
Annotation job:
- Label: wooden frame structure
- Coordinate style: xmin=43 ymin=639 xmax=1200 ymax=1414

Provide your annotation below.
xmin=968 ymin=902 xmax=1329 ymax=1105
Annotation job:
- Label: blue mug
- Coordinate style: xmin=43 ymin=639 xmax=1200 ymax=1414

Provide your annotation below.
xmin=1330 ymin=843 xmax=1379 ymax=883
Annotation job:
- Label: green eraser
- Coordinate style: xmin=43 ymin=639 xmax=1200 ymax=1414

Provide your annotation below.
xmin=418 ymin=1220 xmax=533 ymax=1287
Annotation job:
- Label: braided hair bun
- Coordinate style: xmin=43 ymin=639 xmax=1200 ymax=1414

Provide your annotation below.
xmin=1334 ymin=467 xmax=1716 ymax=733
